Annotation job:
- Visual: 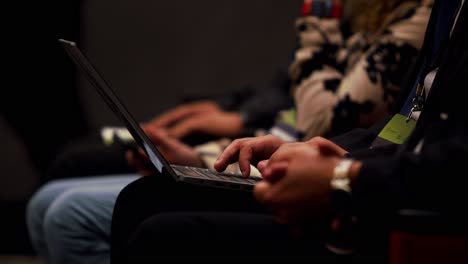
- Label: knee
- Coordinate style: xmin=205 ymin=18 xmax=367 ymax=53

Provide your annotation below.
xmin=26 ymin=183 xmax=61 ymax=234
xmin=41 ymin=188 xmax=114 ymax=263
xmin=43 ymin=187 xmax=115 ymax=244
xmin=42 ymin=190 xmax=94 ymax=242
xmin=26 ymin=190 xmax=45 ymax=232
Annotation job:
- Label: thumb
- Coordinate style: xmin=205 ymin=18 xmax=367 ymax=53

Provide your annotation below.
xmin=262 ymin=161 xmax=289 ymax=183
xmin=257 ymin=160 xmax=269 ymax=173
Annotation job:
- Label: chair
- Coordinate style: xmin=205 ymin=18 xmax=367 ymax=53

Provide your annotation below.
xmin=389 ymin=210 xmax=468 ymax=264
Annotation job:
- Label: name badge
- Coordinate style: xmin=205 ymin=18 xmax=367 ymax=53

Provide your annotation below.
xmin=370 ymin=114 xmax=416 ymax=148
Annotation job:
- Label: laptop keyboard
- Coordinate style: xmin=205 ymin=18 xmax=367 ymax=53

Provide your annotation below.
xmin=171 ymin=165 xmax=261 ymax=185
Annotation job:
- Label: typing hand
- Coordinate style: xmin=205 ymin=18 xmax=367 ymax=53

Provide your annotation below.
xmin=144 ymin=127 xmax=204 ymax=168
xmin=214 ymin=135 xmax=287 ymax=178
xmin=254 ymin=140 xmax=344 ymax=225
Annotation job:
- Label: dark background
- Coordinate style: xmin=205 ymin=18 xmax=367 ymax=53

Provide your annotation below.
xmin=1 ymin=0 xmax=302 ymax=255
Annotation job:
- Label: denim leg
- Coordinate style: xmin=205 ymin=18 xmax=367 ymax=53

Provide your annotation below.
xmin=26 ymin=175 xmax=139 ymax=262
xmin=42 ymin=176 xmax=139 ymax=264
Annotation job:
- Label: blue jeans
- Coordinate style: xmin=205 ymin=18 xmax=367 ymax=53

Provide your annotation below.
xmin=26 ymin=175 xmax=139 ymax=264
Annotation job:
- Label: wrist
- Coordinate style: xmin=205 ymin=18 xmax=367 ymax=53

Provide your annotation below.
xmin=348 ymin=160 xmax=361 ymax=189
xmin=226 ymin=112 xmax=243 ymax=137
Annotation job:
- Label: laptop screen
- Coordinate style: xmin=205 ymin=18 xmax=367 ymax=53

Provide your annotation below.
xmin=59 ymin=39 xmax=170 ymax=175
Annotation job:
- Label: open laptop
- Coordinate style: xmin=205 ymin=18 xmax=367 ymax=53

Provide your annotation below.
xmin=59 ymin=39 xmax=260 ymax=191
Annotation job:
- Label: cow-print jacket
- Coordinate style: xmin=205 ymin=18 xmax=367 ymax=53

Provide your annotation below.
xmin=196 ymin=0 xmax=433 ymax=173
xmin=290 ymin=0 xmax=433 ymax=140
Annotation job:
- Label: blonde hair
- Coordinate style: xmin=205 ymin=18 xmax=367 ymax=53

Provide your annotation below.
xmin=347 ymin=0 xmax=417 ymax=32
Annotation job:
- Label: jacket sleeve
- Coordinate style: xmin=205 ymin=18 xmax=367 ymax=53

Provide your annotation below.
xmin=355 ymin=123 xmax=468 ymax=218
xmin=292 ymin=2 xmax=432 ymax=140
xmin=330 ymin=117 xmax=390 ymax=152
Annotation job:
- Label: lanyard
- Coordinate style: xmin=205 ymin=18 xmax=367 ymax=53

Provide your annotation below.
xmin=405 ymin=0 xmax=463 ymax=122
xmin=406 ymin=82 xmax=425 ymax=122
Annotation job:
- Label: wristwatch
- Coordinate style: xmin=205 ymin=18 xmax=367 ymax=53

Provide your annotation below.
xmin=331 ymin=159 xmax=353 ymax=194
xmin=330 ymin=158 xmax=354 ymax=213
xmin=327 ymin=158 xmax=356 ymax=255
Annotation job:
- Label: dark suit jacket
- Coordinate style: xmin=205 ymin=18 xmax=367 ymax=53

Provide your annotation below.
xmin=334 ymin=0 xmax=468 ymax=252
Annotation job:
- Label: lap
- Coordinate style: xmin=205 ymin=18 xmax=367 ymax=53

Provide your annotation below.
xmin=111 ymin=175 xmax=379 ymax=263
xmin=124 ymin=212 xmax=349 ymax=263
xmin=47 ymin=175 xmax=139 ymax=216
xmin=43 ymin=176 xmax=139 ymax=239
xmin=111 ymin=174 xmax=265 ymax=263
xmin=28 ymin=174 xmax=140 ymax=221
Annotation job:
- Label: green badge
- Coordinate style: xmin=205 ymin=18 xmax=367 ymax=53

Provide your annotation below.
xmin=277 ymin=108 xmax=297 ymax=127
xmin=377 ymin=114 xmax=416 ymax=145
